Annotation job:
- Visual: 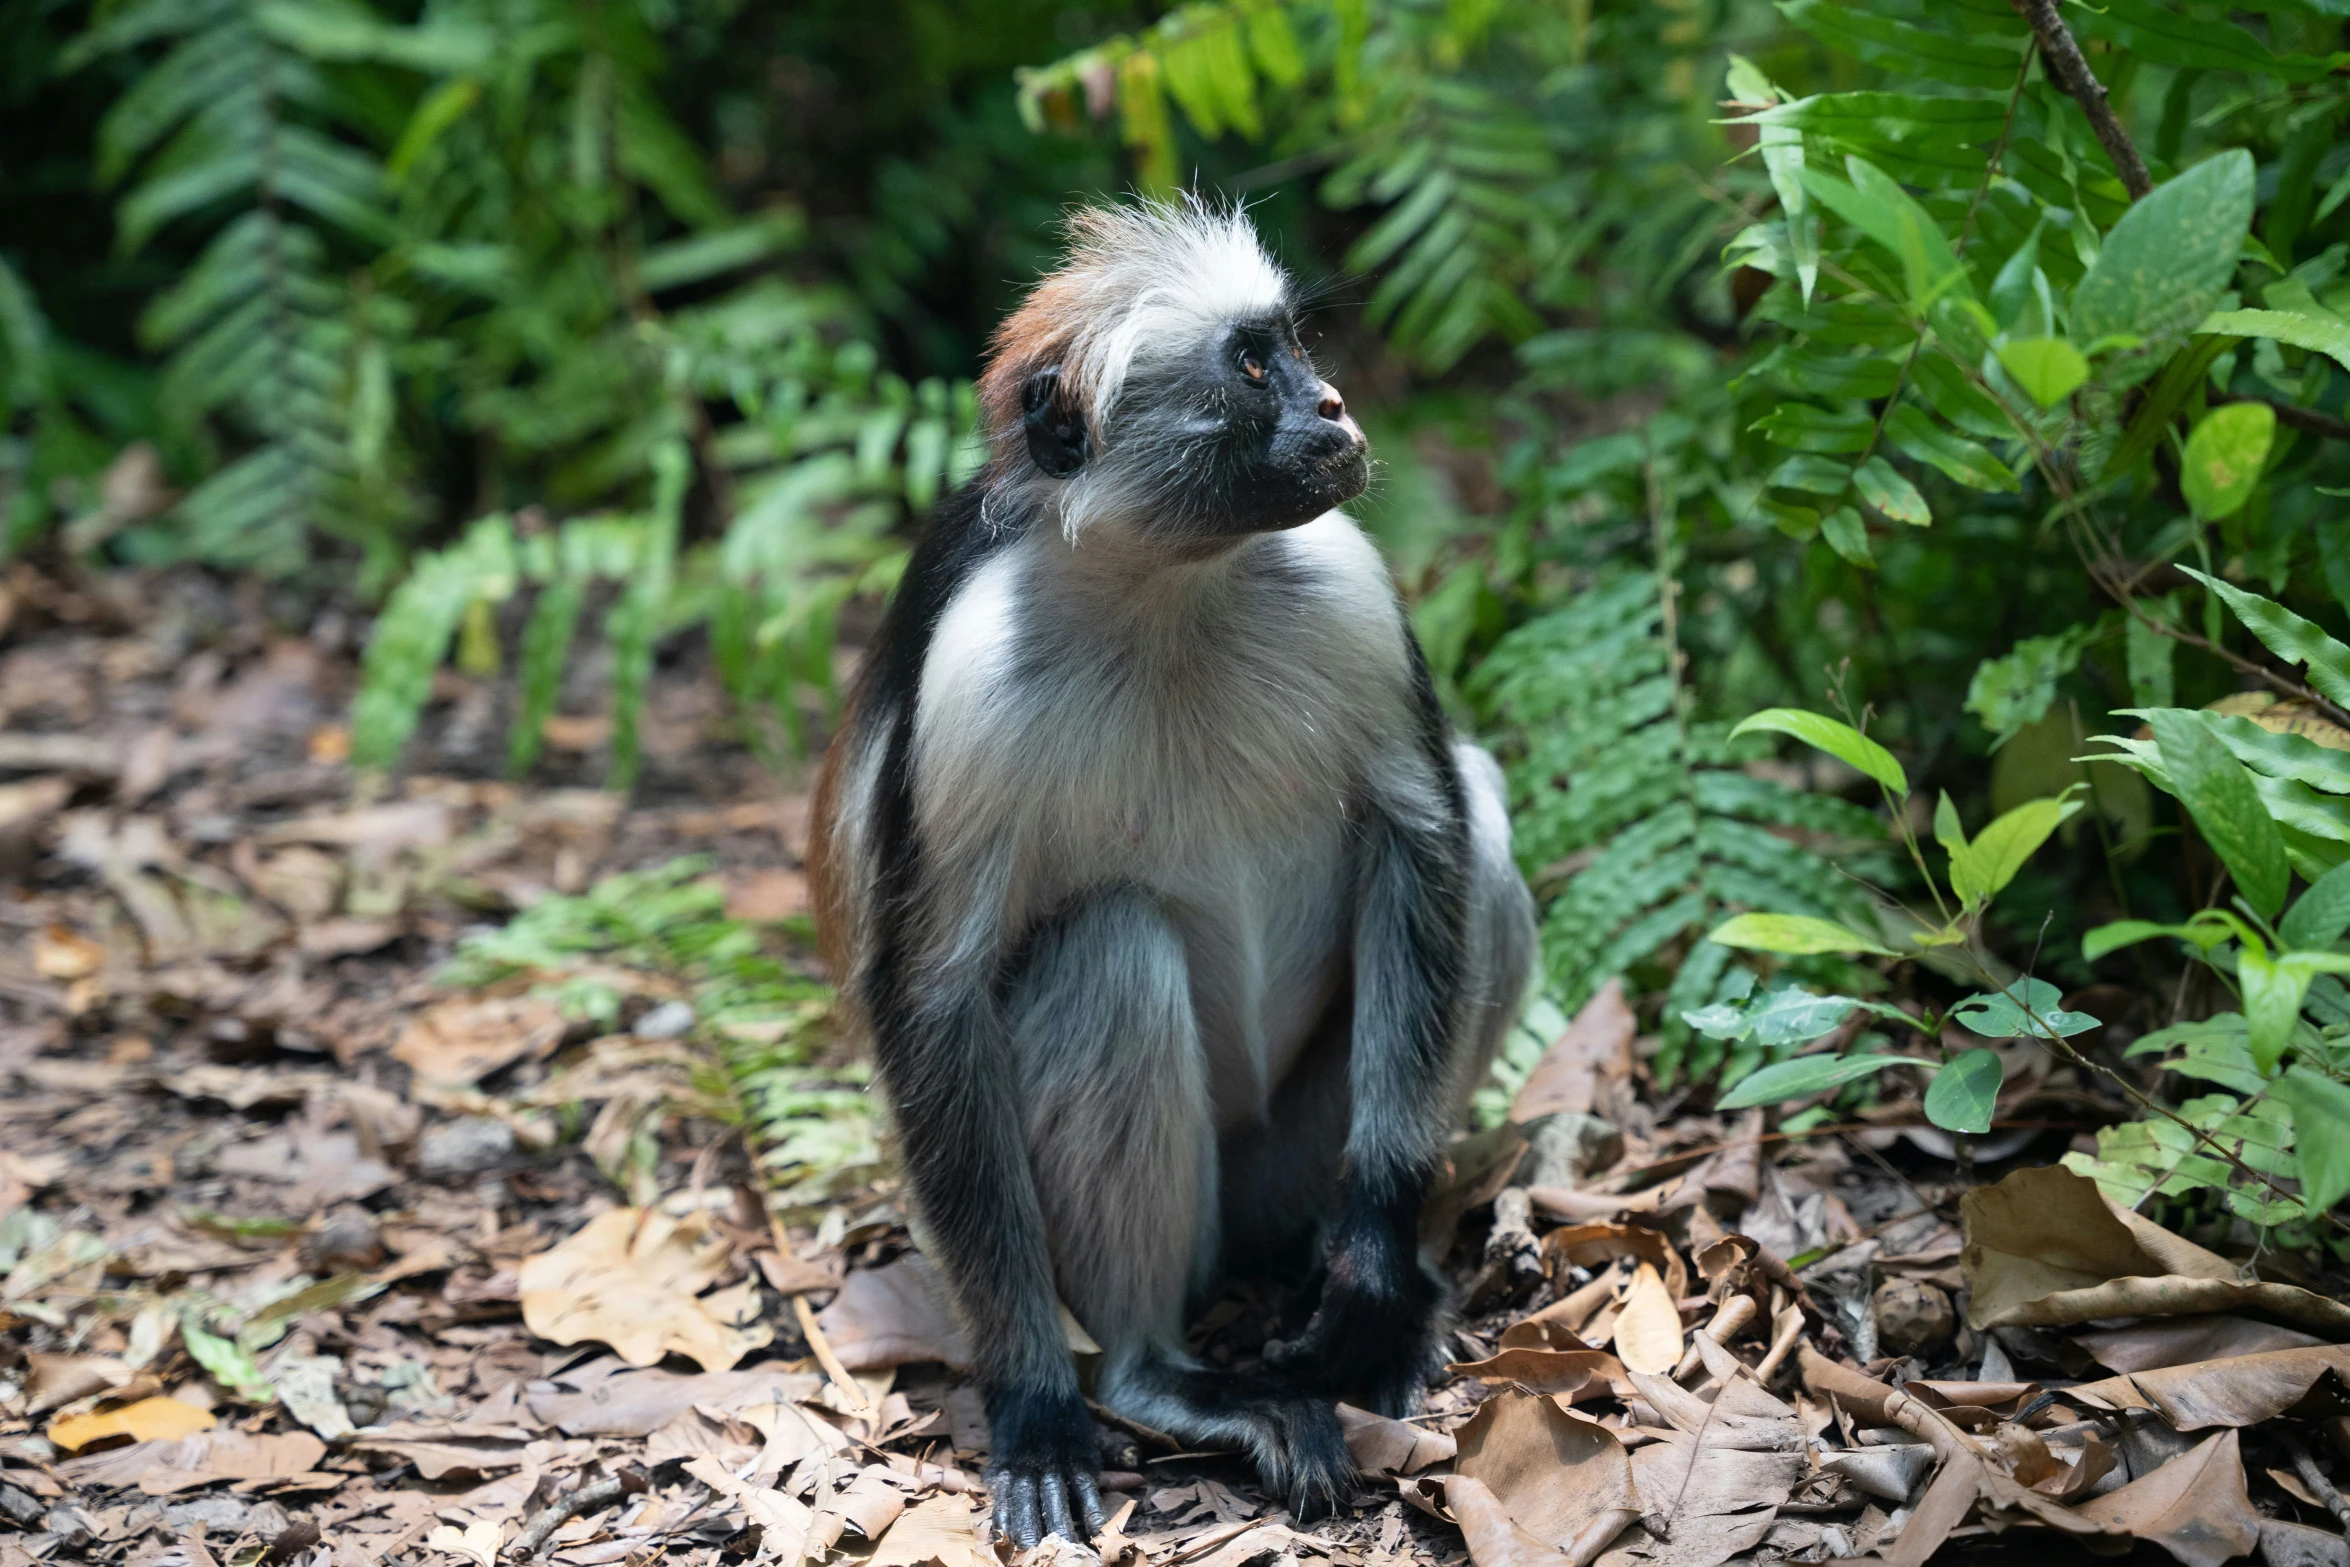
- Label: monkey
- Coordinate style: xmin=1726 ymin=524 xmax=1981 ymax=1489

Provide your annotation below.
xmin=807 ymin=199 xmax=1535 ymax=1549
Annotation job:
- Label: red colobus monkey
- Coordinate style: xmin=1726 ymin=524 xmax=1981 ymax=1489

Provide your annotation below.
xmin=808 ymin=201 xmax=1534 ymax=1547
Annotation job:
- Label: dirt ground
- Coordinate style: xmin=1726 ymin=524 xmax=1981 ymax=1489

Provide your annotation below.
xmin=4 ymin=563 xmax=2349 ymax=1567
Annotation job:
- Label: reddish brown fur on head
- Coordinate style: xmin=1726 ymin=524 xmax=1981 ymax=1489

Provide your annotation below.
xmin=975 ymin=201 xmax=1292 ymax=462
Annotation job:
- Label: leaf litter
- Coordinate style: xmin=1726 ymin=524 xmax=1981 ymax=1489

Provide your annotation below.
xmin=5 ymin=561 xmax=2350 ymax=1567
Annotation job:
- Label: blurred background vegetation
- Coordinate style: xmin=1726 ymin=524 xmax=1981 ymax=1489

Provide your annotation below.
xmin=8 ymin=0 xmax=2350 ymax=1240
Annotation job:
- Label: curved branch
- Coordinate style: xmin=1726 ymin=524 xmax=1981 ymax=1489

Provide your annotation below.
xmin=2015 ymin=0 xmax=2153 ymax=200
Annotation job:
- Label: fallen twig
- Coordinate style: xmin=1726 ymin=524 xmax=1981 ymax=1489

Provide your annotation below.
xmin=509 ymin=1468 xmax=651 ymax=1561
xmin=795 ymin=1292 xmax=876 ymax=1416
xmin=2280 ymin=1430 xmax=2350 ymax=1534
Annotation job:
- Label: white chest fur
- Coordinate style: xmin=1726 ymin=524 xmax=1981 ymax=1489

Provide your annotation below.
xmin=910 ymin=512 xmax=1420 ymax=1111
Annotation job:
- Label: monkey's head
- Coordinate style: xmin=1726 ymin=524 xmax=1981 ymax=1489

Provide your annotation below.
xmin=979 ymin=200 xmax=1368 ymax=542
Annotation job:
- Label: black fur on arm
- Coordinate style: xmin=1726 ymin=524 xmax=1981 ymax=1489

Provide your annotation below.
xmin=853 ymin=478 xmax=1105 ymax=1547
xmin=1283 ymin=627 xmax=1471 ymax=1414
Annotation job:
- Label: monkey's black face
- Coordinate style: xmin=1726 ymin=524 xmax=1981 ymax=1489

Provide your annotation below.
xmin=1022 ymin=315 xmax=1368 ymax=538
xmin=1196 ymin=319 xmax=1369 ymax=533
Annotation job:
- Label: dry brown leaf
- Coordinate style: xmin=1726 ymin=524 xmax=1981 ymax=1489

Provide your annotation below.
xmin=1339 ymin=1403 xmax=1456 ymax=1476
xmin=524 ymin=1363 xmax=825 ymax=1435
xmin=134 ymin=1429 xmax=328 ymax=1495
xmin=1541 ymin=1223 xmax=1689 ymax=1302
xmin=423 ymin=1515 xmax=504 ymax=1567
xmin=31 ymin=924 xmax=103 ymax=980
xmin=869 ymin=1491 xmax=984 ymax=1567
xmin=1961 ymin=1166 xmax=2350 ymax=1335
xmin=1597 ymin=1373 xmax=1804 ymax=1567
xmin=393 ymin=994 xmax=565 ymax=1087
xmin=2070 ymin=1313 xmax=2326 ymax=1374
xmin=47 ymin=1396 xmax=215 ymax=1451
xmin=816 ymin=1253 xmax=973 ymax=1372
xmin=1452 ymin=1390 xmax=1639 ymax=1566
xmin=1450 ymin=1476 xmax=1577 ymax=1567
xmin=1511 ymin=979 xmax=1635 ymax=1121
xmin=1445 ymin=1346 xmax=1629 ymax=1403
xmin=2069 ymin=1344 xmax=2350 ymax=1430
xmin=685 ymin=1453 xmax=815 ymax=1551
xmin=518 ymin=1207 xmax=774 ymax=1372
xmin=24 ymin=1353 xmax=136 ymax=1414
xmin=1610 ymin=1263 xmax=1684 ymax=1376
xmin=2073 ymin=1430 xmax=2259 ymax=1567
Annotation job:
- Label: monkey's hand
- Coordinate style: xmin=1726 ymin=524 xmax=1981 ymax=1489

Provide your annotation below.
xmin=984 ymin=1386 xmax=1108 ymax=1550
xmin=1266 ymin=1224 xmax=1447 ymax=1418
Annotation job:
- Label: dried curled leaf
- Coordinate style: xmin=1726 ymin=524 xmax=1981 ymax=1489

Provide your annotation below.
xmin=519 ymin=1207 xmax=774 ymax=1372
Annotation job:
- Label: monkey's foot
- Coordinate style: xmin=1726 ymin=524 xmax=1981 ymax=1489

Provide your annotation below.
xmin=985 ymin=1387 xmax=1108 ymax=1550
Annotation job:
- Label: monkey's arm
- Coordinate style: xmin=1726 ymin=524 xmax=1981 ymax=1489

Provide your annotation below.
xmin=1285 ymin=751 xmax=1472 ymax=1413
xmin=863 ymin=838 xmax=1105 ymax=1548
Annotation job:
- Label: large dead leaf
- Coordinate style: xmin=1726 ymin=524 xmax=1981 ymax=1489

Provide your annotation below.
xmin=519 ymin=1208 xmax=774 ymax=1372
xmin=2070 ymin=1344 xmax=2350 ymax=1430
xmin=1540 ymin=1223 xmax=1689 ymax=1302
xmin=1610 ymin=1263 xmax=1684 ymax=1376
xmin=133 ymin=1429 xmax=329 ymax=1494
xmin=1961 ymin=1166 xmax=2350 ymax=1335
xmin=2072 ymin=1313 xmax=2326 ymax=1373
xmin=1453 ymin=1391 xmax=1639 ymax=1566
xmin=1511 ymin=979 xmax=1635 ymax=1121
xmin=47 ymin=1396 xmax=215 ymax=1451
xmin=524 ymin=1362 xmax=825 ymax=1435
xmin=1339 ymin=1403 xmax=1456 ymax=1476
xmin=1595 ymin=1373 xmax=1805 ymax=1567
xmin=816 ymin=1254 xmax=973 ymax=1371
xmin=1446 ymin=1344 xmax=1629 ymax=1404
xmin=2073 ymin=1431 xmax=2259 ymax=1567
xmin=394 ymin=995 xmax=565 ymax=1087
xmin=869 ymin=1491 xmax=984 ymax=1567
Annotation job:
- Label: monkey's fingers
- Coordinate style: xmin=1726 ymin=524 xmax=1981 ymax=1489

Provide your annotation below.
xmin=1038 ymin=1471 xmax=1076 ymax=1543
xmin=995 ymin=1474 xmax=1044 ymax=1552
xmin=1072 ymin=1468 xmax=1108 ymax=1538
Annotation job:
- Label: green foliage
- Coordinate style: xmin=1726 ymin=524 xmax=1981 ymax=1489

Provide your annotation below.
xmin=443 ymin=856 xmax=875 ymax=1203
xmin=1470 ymin=557 xmax=1891 ymax=1080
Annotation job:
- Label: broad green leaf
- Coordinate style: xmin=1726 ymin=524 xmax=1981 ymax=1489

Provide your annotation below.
xmin=1821 ymin=505 xmax=1873 ymax=567
xmin=2239 ymin=948 xmax=2350 ymax=1074
xmin=2193 ymin=710 xmax=2350 ymax=796
xmin=1933 ymin=790 xmax=1967 ymax=861
xmin=1776 ymin=0 xmax=2021 ymax=92
xmin=2072 ymin=151 xmax=2254 ymax=348
xmin=1731 ymin=707 xmax=1908 ymax=796
xmin=1755 ymin=404 xmax=1874 ymax=452
xmin=2199 ymin=308 xmax=2350 ymax=374
xmin=2282 ymin=860 xmax=2350 ymax=952
xmin=2070 ymin=0 xmax=2331 ymax=81
xmin=2179 ymin=402 xmax=2274 ymax=521
xmin=182 ymin=1317 xmax=275 ymax=1404
xmin=1950 ymin=788 xmax=2084 ymax=908
xmin=1797 ymin=158 xmax=1973 ymax=315
xmin=1717 ymin=1052 xmax=1917 ymax=1110
xmin=2149 ymin=707 xmax=2290 ymax=918
xmin=1995 ymin=337 xmax=2088 ymax=407
xmin=1853 ymin=456 xmax=1929 ymax=525
xmin=1767 ymin=453 xmax=1855 ymax=494
xmin=1684 ymin=985 xmax=1879 ymax=1048
xmin=1884 ymin=403 xmax=2017 ymax=491
xmin=2275 ymin=1067 xmax=2350 ymax=1214
xmin=2126 ymin=1014 xmax=2267 ymax=1095
xmin=1923 ymin=1047 xmax=2001 ymax=1134
xmin=2083 ymin=919 xmax=2196 ymax=961
xmin=1952 ymin=977 xmax=2101 ymax=1041
xmin=1707 ymin=913 xmax=1897 ymax=957
xmin=2180 ymin=567 xmax=2350 ymax=712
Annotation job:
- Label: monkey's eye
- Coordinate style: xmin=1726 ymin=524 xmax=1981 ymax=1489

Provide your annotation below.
xmin=1238 ymin=350 xmax=1268 ymax=383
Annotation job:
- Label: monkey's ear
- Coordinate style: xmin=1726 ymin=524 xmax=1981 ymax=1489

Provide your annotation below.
xmin=1021 ymin=367 xmax=1089 ymax=479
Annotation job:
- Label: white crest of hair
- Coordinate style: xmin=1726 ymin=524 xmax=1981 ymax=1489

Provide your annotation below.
xmin=1060 ymin=196 xmax=1288 ymax=424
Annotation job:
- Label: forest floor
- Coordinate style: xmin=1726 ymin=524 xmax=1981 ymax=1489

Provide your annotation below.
xmin=4 ymin=563 xmax=2349 ymax=1567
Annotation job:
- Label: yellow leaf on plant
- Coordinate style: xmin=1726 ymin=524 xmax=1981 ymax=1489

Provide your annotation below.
xmin=47 ymin=1396 xmax=216 ymax=1451
xmin=1609 ymin=1262 xmax=1684 ymax=1375
xmin=519 ymin=1207 xmax=774 ymax=1372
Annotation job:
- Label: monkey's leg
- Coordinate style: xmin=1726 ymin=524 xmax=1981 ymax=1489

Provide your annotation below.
xmin=1007 ymin=890 xmax=1354 ymax=1521
xmin=1273 ymin=740 xmax=1536 ymax=1418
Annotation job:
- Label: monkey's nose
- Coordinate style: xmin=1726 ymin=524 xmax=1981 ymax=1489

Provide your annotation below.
xmin=1316 ymin=383 xmax=1346 ymax=421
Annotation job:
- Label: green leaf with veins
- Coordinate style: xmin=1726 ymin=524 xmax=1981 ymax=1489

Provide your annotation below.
xmin=1730 ymin=708 xmax=1908 ymax=796
xmin=1952 ymin=977 xmax=2100 ymax=1040
xmin=2148 ymin=707 xmax=2291 ymax=918
xmin=1923 ymin=1047 xmax=2002 ymax=1134
xmin=1717 ymin=1052 xmax=1920 ymax=1110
